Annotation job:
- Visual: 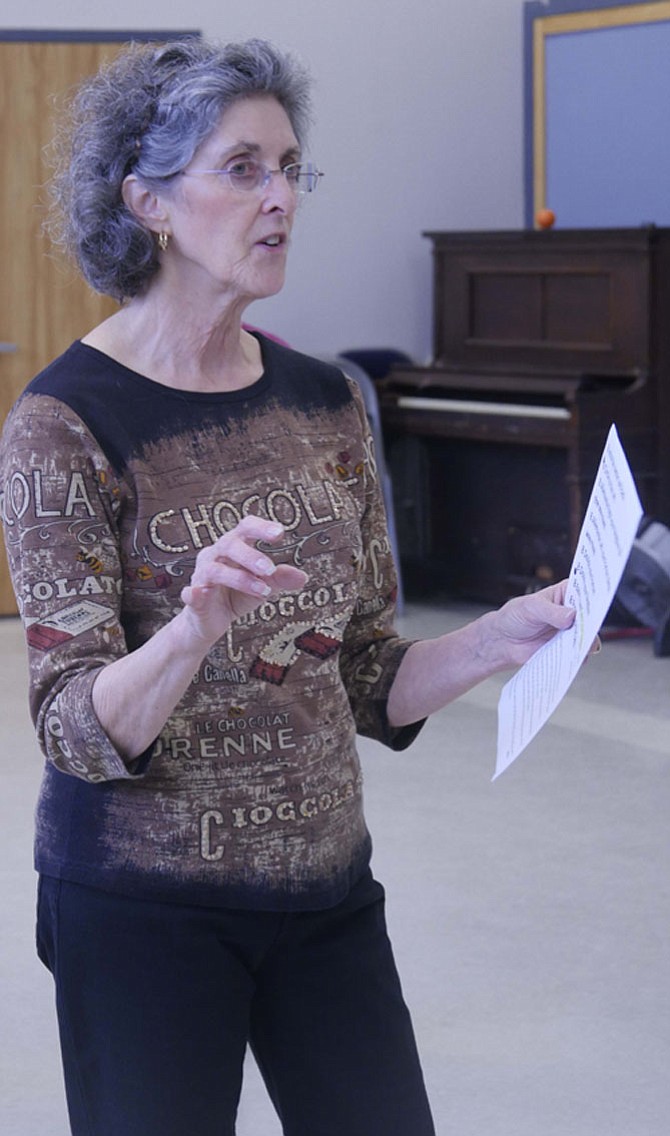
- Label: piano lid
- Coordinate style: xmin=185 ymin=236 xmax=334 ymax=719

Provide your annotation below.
xmin=382 ymin=363 xmax=646 ymax=406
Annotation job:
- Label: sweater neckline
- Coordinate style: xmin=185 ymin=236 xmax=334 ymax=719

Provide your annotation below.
xmin=73 ymin=333 xmax=274 ymax=403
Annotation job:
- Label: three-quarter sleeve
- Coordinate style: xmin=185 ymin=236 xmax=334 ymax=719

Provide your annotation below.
xmin=1 ymin=393 xmax=148 ymax=781
xmin=337 ymin=381 xmax=425 ymax=751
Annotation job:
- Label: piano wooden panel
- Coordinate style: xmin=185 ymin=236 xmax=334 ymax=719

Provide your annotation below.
xmin=380 ymin=228 xmax=670 ymax=603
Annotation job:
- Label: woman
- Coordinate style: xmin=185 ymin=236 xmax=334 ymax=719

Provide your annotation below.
xmin=0 ymin=37 xmax=576 ymax=1136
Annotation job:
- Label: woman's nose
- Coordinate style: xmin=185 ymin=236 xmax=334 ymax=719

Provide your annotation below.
xmin=260 ymin=170 xmax=297 ymax=213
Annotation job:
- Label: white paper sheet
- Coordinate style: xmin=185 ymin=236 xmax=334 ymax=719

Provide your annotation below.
xmin=494 ymin=424 xmax=643 ymax=780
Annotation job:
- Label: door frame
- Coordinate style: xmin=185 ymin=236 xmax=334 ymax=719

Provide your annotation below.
xmin=0 ymin=28 xmax=199 ymax=42
xmin=0 ymin=28 xmax=200 ymax=616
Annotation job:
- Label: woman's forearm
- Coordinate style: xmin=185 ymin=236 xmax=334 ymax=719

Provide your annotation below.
xmin=387 ymin=587 xmax=576 ymax=728
xmin=91 ymin=608 xmax=213 ymax=760
xmin=387 ymin=613 xmax=499 ymax=727
xmin=92 ymin=521 xmax=309 ymax=763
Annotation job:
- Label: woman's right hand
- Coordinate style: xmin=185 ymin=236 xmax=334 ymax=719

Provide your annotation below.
xmin=91 ymin=518 xmax=307 ymax=763
xmin=179 ymin=517 xmax=308 ymax=647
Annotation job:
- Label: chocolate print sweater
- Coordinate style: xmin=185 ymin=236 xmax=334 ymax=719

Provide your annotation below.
xmin=0 ymin=334 xmax=421 ymax=910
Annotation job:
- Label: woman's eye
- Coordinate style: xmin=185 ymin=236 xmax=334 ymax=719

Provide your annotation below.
xmin=225 ymin=159 xmax=257 ymax=177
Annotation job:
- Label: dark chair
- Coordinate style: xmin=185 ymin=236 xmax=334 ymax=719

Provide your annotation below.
xmin=339 ymin=347 xmax=413 ymax=382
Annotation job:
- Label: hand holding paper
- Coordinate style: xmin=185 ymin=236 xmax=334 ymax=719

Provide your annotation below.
xmin=495 ymin=425 xmax=643 ymax=779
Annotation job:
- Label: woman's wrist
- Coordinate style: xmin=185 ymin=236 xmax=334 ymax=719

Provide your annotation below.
xmin=169 ymin=604 xmax=228 ymax=661
xmin=472 ymin=608 xmax=514 ymax=676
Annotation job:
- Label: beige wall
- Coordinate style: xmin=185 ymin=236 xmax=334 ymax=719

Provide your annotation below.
xmin=0 ymin=1 xmax=525 ymax=358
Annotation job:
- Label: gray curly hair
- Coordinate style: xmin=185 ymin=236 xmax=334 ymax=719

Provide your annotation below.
xmin=47 ymin=37 xmax=313 ymax=301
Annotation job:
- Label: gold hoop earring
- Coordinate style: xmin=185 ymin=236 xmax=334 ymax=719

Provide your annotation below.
xmin=158 ymin=232 xmax=169 ymax=252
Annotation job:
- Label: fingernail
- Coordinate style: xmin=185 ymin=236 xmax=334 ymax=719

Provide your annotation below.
xmin=255 ymin=557 xmax=275 ymax=576
xmin=252 ymin=581 xmax=272 ymax=596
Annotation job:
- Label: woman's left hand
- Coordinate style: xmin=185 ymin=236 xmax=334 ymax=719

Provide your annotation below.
xmin=483 ymin=580 xmax=576 ymax=670
xmin=388 ymin=580 xmax=580 ymax=728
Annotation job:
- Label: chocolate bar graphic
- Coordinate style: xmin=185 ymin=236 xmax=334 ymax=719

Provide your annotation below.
xmin=26 ymin=601 xmax=115 ymax=652
xmin=249 ymin=657 xmax=289 ymax=685
xmin=294 ymin=628 xmax=341 ymax=659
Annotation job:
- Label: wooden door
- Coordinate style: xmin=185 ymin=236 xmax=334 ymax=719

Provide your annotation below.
xmin=0 ymin=34 xmax=190 ymax=614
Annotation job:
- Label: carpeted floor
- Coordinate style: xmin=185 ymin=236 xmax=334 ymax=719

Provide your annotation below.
xmin=1 ymin=600 xmax=668 ymax=1135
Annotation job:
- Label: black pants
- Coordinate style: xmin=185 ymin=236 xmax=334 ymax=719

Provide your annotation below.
xmin=37 ymin=871 xmax=436 ymax=1136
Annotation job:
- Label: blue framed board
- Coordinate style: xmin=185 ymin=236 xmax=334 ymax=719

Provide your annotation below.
xmin=524 ymin=1 xmax=670 ymax=228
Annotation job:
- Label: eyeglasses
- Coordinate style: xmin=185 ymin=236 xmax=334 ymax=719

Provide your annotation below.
xmin=181 ymin=158 xmax=323 ymax=195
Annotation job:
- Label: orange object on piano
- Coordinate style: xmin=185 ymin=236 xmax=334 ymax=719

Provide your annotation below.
xmin=536 ymin=208 xmax=556 ymax=229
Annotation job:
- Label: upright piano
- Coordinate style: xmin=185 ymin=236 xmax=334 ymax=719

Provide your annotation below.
xmin=380 ymin=228 xmax=670 ymax=603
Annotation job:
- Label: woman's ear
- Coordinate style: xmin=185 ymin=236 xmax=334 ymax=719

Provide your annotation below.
xmin=122 ymin=174 xmax=170 ymax=236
